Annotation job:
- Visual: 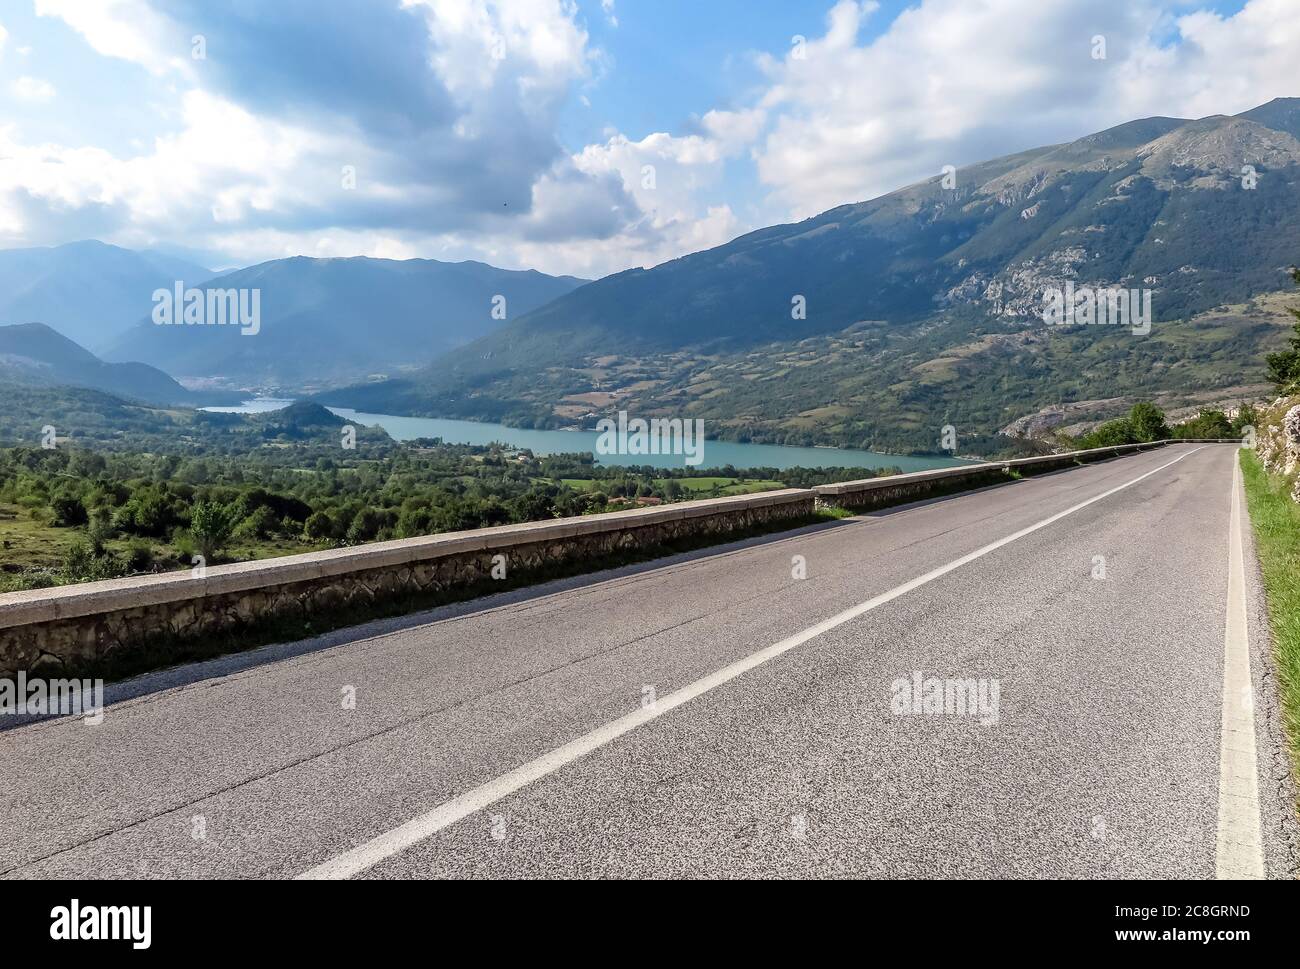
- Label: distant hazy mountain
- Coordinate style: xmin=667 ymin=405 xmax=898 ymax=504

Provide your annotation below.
xmin=0 ymin=322 xmax=239 ymax=407
xmin=328 ymin=98 xmax=1300 ymax=448
xmin=107 ymin=256 xmax=588 ymax=389
xmin=0 ymin=240 xmax=213 ymax=352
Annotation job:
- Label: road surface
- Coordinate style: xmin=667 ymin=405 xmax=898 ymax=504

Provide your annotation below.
xmin=3 ymin=443 xmax=1297 ymax=879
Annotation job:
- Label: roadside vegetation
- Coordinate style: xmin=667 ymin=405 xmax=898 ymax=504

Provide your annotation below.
xmin=1239 ymin=450 xmax=1300 ymax=773
xmin=1060 ymin=399 xmax=1256 ymax=450
xmin=1237 ymin=266 xmax=1300 ymax=779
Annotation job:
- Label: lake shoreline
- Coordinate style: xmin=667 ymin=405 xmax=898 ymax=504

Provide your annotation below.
xmin=205 ymin=399 xmax=976 ymax=473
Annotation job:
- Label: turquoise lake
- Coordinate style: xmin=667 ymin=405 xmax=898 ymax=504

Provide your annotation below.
xmin=205 ymin=400 xmax=972 ymax=473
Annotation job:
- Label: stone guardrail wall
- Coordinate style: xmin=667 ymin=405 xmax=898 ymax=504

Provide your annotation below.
xmin=810 ymin=438 xmax=1238 ymax=511
xmin=811 ymin=441 xmax=1171 ymax=511
xmin=0 ymin=488 xmax=816 ymax=674
xmin=0 ymin=438 xmax=1234 ymax=673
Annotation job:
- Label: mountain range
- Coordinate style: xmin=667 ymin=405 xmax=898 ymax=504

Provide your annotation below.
xmin=324 ymin=98 xmax=1300 ymax=450
xmin=0 ymin=241 xmax=213 ymax=353
xmin=0 ymin=322 xmax=240 ymax=408
xmin=3 ymin=98 xmax=1298 ymax=454
xmin=106 ymin=256 xmax=587 ymax=389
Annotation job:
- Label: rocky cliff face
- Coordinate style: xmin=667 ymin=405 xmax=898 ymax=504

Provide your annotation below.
xmin=1255 ymin=395 xmax=1300 ymax=502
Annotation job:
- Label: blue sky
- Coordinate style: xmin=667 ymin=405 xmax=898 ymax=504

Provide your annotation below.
xmin=569 ymin=0 xmax=1248 ymax=131
xmin=0 ymin=0 xmax=1286 ymax=277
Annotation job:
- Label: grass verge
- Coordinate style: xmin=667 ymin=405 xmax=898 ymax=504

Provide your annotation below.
xmin=1239 ymin=450 xmax=1300 ymax=776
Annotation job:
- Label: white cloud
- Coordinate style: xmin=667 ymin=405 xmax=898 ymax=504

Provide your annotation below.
xmin=408 ymin=0 xmax=592 ymax=98
xmin=3 ymin=1 xmax=617 ymax=260
xmin=34 ymin=0 xmax=188 ymax=75
xmin=699 ymin=108 xmax=766 ymax=151
xmin=601 ymin=0 xmax=618 ymax=28
xmin=0 ymin=0 xmax=746 ymax=278
xmin=747 ymin=0 xmax=1300 ymax=220
xmin=0 ymin=89 xmax=341 ymax=247
xmin=566 ymin=128 xmax=748 ymax=270
xmin=10 ymin=76 xmax=57 ymax=102
xmin=0 ymin=22 xmax=8 ymax=57
xmin=1112 ymin=0 xmax=1300 ymax=120
xmin=505 ymin=201 xmax=740 ymax=278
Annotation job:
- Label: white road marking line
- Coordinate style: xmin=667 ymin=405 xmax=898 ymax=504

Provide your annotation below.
xmin=1215 ymin=456 xmax=1265 ymax=879
xmin=299 ymin=446 xmax=1209 ymax=880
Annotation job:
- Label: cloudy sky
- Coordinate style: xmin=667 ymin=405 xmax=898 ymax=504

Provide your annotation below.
xmin=0 ymin=0 xmax=1294 ymax=277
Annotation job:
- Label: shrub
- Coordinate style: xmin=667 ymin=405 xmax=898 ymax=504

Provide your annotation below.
xmin=235 ymin=504 xmax=280 ymax=541
xmin=51 ymin=495 xmax=89 ymax=527
xmin=125 ymin=540 xmax=155 ymax=573
xmin=396 ymin=506 xmax=432 ymax=539
xmin=0 ymin=571 xmax=59 ymax=593
xmin=87 ymin=511 xmax=115 ymax=556
xmin=1127 ymin=402 xmax=1170 ymax=443
xmin=1080 ymin=418 xmax=1136 ymax=448
xmin=1174 ymin=409 xmax=1233 ymax=439
xmin=113 ymin=492 xmax=179 ymax=537
xmin=61 ymin=541 xmax=124 ymax=583
xmin=304 ymin=510 xmax=335 ymax=542
xmin=171 ymin=528 xmax=197 ymax=562
xmin=1233 ymin=403 xmax=1261 ymax=436
xmin=346 ymin=507 xmax=386 ymax=544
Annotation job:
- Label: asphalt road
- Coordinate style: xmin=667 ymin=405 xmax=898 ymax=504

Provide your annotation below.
xmin=3 ymin=443 xmax=1297 ymax=879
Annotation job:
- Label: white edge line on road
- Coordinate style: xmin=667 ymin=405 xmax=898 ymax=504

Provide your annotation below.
xmin=299 ymin=445 xmax=1209 ymax=880
xmin=1215 ymin=455 xmax=1265 ymax=879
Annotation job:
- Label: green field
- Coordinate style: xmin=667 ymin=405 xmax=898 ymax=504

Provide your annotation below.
xmin=656 ymin=476 xmax=786 ymax=496
xmin=0 ymin=502 xmax=81 ymax=571
xmin=0 ymin=500 xmax=333 ymax=592
xmin=1240 ymin=450 xmax=1300 ymax=783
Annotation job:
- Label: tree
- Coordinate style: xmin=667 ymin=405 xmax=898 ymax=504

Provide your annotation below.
xmin=68 ymin=451 xmax=107 ymax=478
xmin=1127 ymin=402 xmax=1170 ymax=442
xmin=189 ymin=501 xmax=236 ymax=561
xmin=1265 ymin=267 xmax=1300 ymax=393
xmin=1232 ymin=403 xmax=1260 ymax=435
xmin=506 ymin=491 xmax=555 ymax=524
